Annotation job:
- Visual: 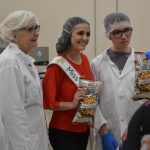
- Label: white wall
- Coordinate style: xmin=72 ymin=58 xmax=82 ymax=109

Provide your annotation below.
xmin=0 ymin=0 xmax=95 ymax=60
xmin=118 ymin=0 xmax=150 ymax=52
xmin=0 ymin=0 xmax=150 ymax=60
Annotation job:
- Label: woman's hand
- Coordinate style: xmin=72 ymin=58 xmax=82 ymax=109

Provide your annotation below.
xmin=52 ymin=87 xmax=85 ymax=111
xmin=72 ymin=87 xmax=85 ymax=109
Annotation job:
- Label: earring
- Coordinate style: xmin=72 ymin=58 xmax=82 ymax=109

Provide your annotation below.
xmin=13 ymin=34 xmax=18 ymax=43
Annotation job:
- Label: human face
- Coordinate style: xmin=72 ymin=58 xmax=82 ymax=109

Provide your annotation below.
xmin=70 ymin=23 xmax=90 ymax=52
xmin=109 ymin=22 xmax=132 ymax=51
xmin=14 ymin=22 xmax=40 ymax=54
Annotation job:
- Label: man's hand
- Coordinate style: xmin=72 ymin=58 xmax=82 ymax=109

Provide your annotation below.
xmin=101 ymin=132 xmax=118 ymax=150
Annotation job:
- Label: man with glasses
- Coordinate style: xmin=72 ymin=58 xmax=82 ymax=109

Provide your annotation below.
xmin=91 ymin=12 xmax=142 ymax=150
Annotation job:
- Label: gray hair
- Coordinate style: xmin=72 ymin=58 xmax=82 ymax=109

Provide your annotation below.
xmin=0 ymin=10 xmax=38 ymax=41
xmin=104 ymin=12 xmax=131 ymax=33
xmin=56 ymin=16 xmax=90 ymax=54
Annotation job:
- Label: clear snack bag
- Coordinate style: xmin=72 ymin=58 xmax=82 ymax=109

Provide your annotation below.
xmin=133 ymin=52 xmax=150 ymax=100
xmin=72 ymin=78 xmax=101 ymax=125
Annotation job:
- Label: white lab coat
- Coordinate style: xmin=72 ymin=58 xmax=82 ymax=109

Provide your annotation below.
xmin=91 ymin=48 xmax=142 ymax=150
xmin=0 ymin=42 xmax=49 ymax=150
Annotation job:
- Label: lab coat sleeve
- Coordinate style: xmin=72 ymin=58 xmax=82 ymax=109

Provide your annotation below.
xmin=90 ymin=57 xmax=107 ymax=132
xmin=94 ymin=105 xmax=107 ymax=132
xmin=0 ymin=66 xmax=31 ymax=150
xmin=90 ymin=55 xmax=102 ymax=81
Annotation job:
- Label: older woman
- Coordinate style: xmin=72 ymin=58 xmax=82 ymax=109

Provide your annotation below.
xmin=0 ymin=10 xmax=49 ymax=150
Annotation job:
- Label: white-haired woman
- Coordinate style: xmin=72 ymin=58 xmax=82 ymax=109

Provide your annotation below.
xmin=0 ymin=10 xmax=49 ymax=150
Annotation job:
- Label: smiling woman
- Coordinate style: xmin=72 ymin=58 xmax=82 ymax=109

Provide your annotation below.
xmin=0 ymin=10 xmax=50 ymax=150
xmin=43 ymin=16 xmax=94 ymax=150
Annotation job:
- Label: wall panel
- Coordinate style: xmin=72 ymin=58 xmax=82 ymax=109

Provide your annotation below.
xmin=0 ymin=0 xmax=150 ymax=60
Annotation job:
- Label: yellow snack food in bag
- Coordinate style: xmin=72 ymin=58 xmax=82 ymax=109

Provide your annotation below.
xmin=72 ymin=78 xmax=101 ymax=125
xmin=133 ymin=52 xmax=150 ymax=100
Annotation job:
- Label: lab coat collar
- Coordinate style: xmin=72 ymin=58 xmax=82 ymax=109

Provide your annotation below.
xmin=103 ymin=48 xmax=135 ymax=78
xmin=120 ymin=49 xmax=135 ymax=78
xmin=9 ymin=42 xmax=35 ymax=66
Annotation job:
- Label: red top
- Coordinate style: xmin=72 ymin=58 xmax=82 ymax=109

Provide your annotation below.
xmin=43 ymin=53 xmax=93 ymax=133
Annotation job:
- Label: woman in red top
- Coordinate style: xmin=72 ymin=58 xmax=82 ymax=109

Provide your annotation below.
xmin=43 ymin=17 xmax=93 ymax=150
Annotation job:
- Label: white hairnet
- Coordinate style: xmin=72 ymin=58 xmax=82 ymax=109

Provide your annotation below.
xmin=0 ymin=10 xmax=38 ymax=41
xmin=56 ymin=16 xmax=90 ymax=54
xmin=103 ymin=12 xmax=131 ymax=37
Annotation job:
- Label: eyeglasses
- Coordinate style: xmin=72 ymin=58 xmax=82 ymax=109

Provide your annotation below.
xmin=110 ymin=27 xmax=133 ymax=38
xmin=18 ymin=25 xmax=40 ymax=34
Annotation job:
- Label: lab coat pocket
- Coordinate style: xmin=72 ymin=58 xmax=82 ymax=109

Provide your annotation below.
xmin=25 ymin=76 xmax=40 ymax=105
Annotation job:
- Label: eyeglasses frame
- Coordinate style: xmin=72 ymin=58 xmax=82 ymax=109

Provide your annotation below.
xmin=17 ymin=25 xmax=40 ymax=34
xmin=110 ymin=27 xmax=133 ymax=39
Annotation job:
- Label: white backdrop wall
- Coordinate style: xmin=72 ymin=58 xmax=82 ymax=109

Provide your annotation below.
xmin=0 ymin=0 xmax=150 ymax=61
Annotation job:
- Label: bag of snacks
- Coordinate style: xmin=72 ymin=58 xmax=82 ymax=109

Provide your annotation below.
xmin=72 ymin=78 xmax=101 ymax=125
xmin=133 ymin=52 xmax=150 ymax=100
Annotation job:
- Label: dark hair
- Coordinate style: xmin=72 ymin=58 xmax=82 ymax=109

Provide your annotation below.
xmin=56 ymin=16 xmax=90 ymax=54
xmin=120 ymin=102 xmax=150 ymax=150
